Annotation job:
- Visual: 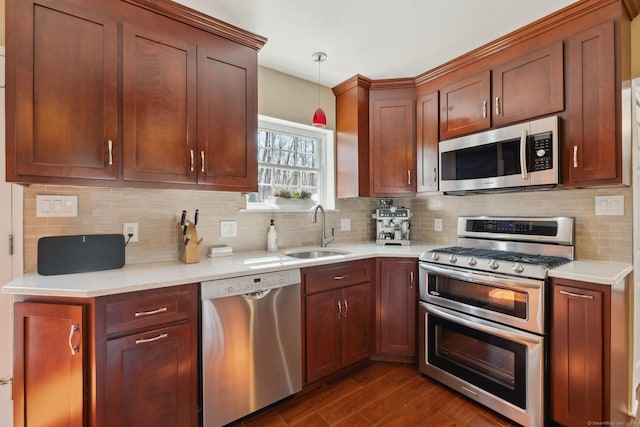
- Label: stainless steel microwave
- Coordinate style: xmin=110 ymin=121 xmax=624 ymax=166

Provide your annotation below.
xmin=439 ymin=115 xmax=560 ymax=193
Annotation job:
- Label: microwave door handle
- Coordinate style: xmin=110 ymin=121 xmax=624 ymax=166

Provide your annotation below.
xmin=520 ymin=129 xmax=528 ymax=179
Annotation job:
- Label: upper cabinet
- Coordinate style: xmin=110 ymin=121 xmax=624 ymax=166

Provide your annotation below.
xmin=439 ymin=70 xmax=491 ymax=139
xmin=492 ymin=42 xmax=564 ymax=127
xmin=6 ymin=0 xmax=120 ymax=182
xmin=439 ymin=42 xmax=564 ymax=140
xmin=333 ymin=77 xmax=416 ymax=198
xmin=416 ymin=90 xmax=439 ymax=194
xmin=6 ymin=0 xmax=265 ymax=191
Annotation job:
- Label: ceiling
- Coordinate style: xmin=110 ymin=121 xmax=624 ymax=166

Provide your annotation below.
xmin=175 ymin=0 xmax=580 ymax=88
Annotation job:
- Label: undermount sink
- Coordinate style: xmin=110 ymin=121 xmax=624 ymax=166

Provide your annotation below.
xmin=284 ymin=248 xmax=350 ymax=259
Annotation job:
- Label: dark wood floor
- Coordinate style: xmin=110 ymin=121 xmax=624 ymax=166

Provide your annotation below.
xmin=231 ymin=362 xmax=519 ymax=427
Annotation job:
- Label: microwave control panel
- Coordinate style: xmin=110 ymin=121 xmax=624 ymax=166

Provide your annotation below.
xmin=529 ymin=132 xmax=552 ymax=171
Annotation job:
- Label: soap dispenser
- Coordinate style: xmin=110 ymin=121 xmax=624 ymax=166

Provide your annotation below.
xmin=267 ymin=219 xmax=278 ymax=252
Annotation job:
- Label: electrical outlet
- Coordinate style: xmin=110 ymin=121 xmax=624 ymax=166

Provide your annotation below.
xmin=434 ymin=218 xmax=443 ymax=232
xmin=123 ymin=223 xmax=139 ymax=243
xmin=340 ymin=218 xmax=351 ymax=231
xmin=220 ymin=221 xmax=238 ymax=237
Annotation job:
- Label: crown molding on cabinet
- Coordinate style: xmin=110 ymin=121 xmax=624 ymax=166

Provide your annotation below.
xmin=415 ymin=0 xmax=628 ymax=86
xmin=123 ymin=0 xmax=268 ymax=50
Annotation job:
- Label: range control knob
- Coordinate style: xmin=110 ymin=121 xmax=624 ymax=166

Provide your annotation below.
xmin=488 ymin=259 xmax=499 ymax=270
xmin=468 ymin=257 xmax=477 ymax=266
xmin=512 ymin=263 xmax=525 ymax=273
xmin=431 ymin=252 xmax=440 ymax=261
xmin=448 ymin=254 xmax=458 ymax=263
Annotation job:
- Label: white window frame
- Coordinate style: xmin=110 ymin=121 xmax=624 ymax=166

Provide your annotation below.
xmin=246 ymin=115 xmax=335 ymax=210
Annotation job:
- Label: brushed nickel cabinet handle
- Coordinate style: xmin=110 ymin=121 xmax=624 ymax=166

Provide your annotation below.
xmin=559 ymin=290 xmax=594 ymax=300
xmin=482 ymin=100 xmax=487 ymax=118
xmin=190 ymin=149 xmax=195 ymax=172
xmin=573 ymin=146 xmax=578 ymax=168
xmin=337 ymin=300 xmax=342 ymax=319
xmin=107 ymin=140 xmax=113 ymax=166
xmin=343 ymin=299 xmax=348 ymax=318
xmin=333 ymin=275 xmax=349 ymax=280
xmin=68 ymin=324 xmax=80 ymax=356
xmin=433 ymin=168 xmax=437 ymax=183
xmin=495 ymin=97 xmax=501 ymax=116
xmin=407 ymin=170 xmax=411 ymax=185
xmin=201 ymin=151 xmax=205 ymax=173
xmin=136 ymin=333 xmax=168 ymax=345
xmin=134 ymin=307 xmax=168 ymax=317
xmin=410 ymin=271 xmax=414 ymax=289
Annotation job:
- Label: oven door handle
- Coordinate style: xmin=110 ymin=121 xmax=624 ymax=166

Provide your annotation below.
xmin=422 ymin=302 xmax=542 ymax=345
xmin=419 ymin=262 xmax=542 ymax=290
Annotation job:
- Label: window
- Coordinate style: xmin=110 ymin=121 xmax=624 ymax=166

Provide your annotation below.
xmin=246 ymin=115 xmax=335 ymax=210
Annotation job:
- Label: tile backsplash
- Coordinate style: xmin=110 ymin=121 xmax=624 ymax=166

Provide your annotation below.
xmin=22 ymin=185 xmax=632 ymax=272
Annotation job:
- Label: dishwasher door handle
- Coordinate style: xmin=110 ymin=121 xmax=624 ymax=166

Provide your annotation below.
xmin=244 ymin=289 xmax=272 ymax=300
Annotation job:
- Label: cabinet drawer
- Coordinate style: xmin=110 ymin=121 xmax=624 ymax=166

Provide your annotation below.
xmin=304 ymin=260 xmax=374 ymax=294
xmin=104 ymin=284 xmax=196 ymax=336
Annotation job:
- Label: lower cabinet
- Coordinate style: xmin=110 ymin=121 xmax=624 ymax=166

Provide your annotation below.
xmin=376 ymin=258 xmax=417 ymax=358
xmin=13 ymin=283 xmax=199 ymax=427
xmin=550 ymin=277 xmax=629 ymax=426
xmin=14 ymin=302 xmax=86 ymax=427
xmin=303 ymin=260 xmax=375 ymax=384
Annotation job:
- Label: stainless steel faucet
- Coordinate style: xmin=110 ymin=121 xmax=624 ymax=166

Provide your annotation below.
xmin=312 ymin=205 xmax=334 ymax=247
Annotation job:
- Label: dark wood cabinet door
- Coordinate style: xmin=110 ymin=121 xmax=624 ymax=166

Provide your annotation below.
xmin=8 ymin=0 xmax=119 ymax=181
xmin=105 ymin=323 xmax=197 ymax=427
xmin=492 ymin=42 xmax=564 ymax=127
xmin=377 ymin=259 xmax=417 ymax=356
xmin=439 ymin=70 xmax=491 ymax=139
xmin=341 ymin=282 xmax=373 ymax=366
xmin=122 ymin=22 xmax=197 ymax=184
xmin=371 ymin=95 xmax=415 ymax=196
xmin=551 ymin=283 xmax=605 ymax=426
xmin=197 ymin=40 xmax=258 ymax=191
xmin=416 ymin=91 xmax=439 ymax=193
xmin=14 ymin=302 xmax=86 ymax=427
xmin=564 ymin=21 xmax=618 ymax=186
xmin=305 ymin=290 xmax=342 ymax=383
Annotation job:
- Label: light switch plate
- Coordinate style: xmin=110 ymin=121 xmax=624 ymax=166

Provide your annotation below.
xmin=36 ymin=195 xmax=78 ymax=217
xmin=220 ymin=220 xmax=237 ymax=237
xmin=595 ymin=195 xmax=624 ymax=216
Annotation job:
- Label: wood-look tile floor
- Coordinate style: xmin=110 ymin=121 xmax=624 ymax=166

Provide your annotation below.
xmin=230 ymin=362 xmax=520 ymax=427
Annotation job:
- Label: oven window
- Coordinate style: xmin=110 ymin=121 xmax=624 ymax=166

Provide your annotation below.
xmin=427 ymin=313 xmax=526 ymax=409
xmin=428 ymin=275 xmax=527 ymax=319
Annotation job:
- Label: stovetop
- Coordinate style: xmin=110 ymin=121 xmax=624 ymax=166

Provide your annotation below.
xmin=419 ymin=216 xmax=575 ymax=279
xmin=427 ymin=246 xmax=571 ymax=270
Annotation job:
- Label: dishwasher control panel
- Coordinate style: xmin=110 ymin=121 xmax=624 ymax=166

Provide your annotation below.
xmin=201 ymin=268 xmax=301 ymax=299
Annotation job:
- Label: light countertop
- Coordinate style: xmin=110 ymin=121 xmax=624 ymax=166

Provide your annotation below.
xmin=2 ymin=242 xmax=632 ymax=298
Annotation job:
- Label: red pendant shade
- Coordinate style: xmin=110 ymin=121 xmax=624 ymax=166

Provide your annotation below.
xmin=312 ymin=107 xmax=327 ymax=128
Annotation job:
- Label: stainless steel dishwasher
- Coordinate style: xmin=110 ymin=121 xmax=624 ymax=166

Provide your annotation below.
xmin=201 ymin=269 xmax=302 ymax=427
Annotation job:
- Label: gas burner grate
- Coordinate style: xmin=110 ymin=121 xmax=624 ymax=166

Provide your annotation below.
xmin=430 ymin=246 xmax=571 ymax=269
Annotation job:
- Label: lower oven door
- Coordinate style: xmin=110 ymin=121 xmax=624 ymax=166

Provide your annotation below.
xmin=418 ymin=302 xmax=544 ymax=427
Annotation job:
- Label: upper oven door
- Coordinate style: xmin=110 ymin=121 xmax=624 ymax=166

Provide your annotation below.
xmin=439 ymin=115 xmax=559 ymax=193
xmin=419 ymin=262 xmax=545 ymax=334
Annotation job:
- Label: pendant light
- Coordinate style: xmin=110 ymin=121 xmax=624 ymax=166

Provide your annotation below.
xmin=312 ymin=51 xmax=327 ymax=128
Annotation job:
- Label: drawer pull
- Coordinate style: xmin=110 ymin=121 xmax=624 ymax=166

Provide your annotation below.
xmin=136 ymin=333 xmax=168 ymax=345
xmin=333 ymin=275 xmax=349 ymax=280
xmin=134 ymin=307 xmax=168 ymax=317
xmin=559 ymin=290 xmax=594 ymax=300
xmin=68 ymin=324 xmax=80 ymax=356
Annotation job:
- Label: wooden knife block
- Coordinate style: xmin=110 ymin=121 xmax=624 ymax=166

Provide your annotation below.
xmin=179 ymin=223 xmax=201 ymax=264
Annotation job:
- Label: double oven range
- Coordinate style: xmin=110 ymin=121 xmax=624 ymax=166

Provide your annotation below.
xmin=418 ymin=216 xmax=574 ymax=427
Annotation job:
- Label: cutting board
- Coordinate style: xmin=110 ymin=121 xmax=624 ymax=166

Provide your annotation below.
xmin=37 ymin=234 xmax=125 ymax=275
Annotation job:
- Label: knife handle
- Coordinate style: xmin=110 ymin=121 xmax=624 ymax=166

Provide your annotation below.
xmin=180 ymin=210 xmax=187 ymax=226
xmin=194 ymin=209 xmax=199 ymax=226
xmin=182 ymin=225 xmax=188 ymax=235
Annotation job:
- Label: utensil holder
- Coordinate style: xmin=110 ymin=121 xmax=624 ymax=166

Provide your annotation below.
xmin=179 ymin=222 xmax=201 ymax=264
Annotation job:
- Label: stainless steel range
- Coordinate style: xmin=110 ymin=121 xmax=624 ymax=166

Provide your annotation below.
xmin=418 ymin=216 xmax=574 ymax=427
